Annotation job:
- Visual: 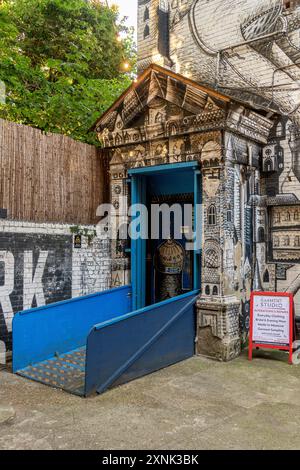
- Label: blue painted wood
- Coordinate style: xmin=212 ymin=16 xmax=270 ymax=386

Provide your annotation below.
xmin=131 ymin=174 xmax=147 ymax=310
xmin=13 ymin=285 xmax=132 ymax=373
xmin=130 ymin=162 xmax=201 ymax=308
xmin=147 ymin=171 xmax=194 ymax=196
xmin=84 ymin=290 xmax=199 ymax=396
xmin=131 ymin=175 xmax=138 ymax=311
xmin=194 ymin=170 xmax=202 ymax=290
xmin=140 ymin=177 xmax=147 ymax=308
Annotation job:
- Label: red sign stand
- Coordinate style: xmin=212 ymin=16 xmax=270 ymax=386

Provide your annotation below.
xmin=249 ymin=292 xmax=294 ymax=365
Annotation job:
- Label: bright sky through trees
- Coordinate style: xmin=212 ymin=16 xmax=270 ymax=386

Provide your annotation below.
xmin=109 ymin=0 xmax=137 ymax=29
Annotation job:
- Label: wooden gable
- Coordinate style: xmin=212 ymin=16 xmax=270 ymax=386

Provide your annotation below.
xmin=93 ymin=64 xmax=230 ymax=135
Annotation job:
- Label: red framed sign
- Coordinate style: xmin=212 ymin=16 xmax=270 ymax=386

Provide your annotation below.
xmin=249 ymin=292 xmax=294 ymax=364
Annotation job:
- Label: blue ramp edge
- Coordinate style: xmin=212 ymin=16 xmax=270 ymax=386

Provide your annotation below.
xmin=13 ymin=285 xmax=132 ymax=373
xmin=85 ymin=290 xmax=199 ymax=396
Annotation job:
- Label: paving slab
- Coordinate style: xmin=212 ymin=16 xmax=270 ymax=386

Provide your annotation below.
xmin=0 ymin=350 xmax=299 ymax=450
xmin=0 ymin=406 xmax=15 ymax=425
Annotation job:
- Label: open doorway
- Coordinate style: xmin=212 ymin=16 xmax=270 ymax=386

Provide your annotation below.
xmin=128 ymin=162 xmax=202 ymax=310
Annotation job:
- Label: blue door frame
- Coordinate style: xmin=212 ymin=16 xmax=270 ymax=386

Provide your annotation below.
xmin=128 ymin=162 xmax=202 ymax=311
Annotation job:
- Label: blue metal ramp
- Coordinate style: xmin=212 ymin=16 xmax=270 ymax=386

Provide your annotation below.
xmin=13 ymin=287 xmax=198 ymax=397
xmin=85 ymin=291 xmax=198 ymax=396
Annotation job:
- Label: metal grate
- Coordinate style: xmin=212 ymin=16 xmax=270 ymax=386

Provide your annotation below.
xmin=17 ymin=347 xmax=86 ymax=396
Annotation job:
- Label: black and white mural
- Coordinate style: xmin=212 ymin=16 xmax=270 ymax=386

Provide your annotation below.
xmin=0 ymin=222 xmax=111 ymax=364
xmin=0 ymin=233 xmax=72 ymax=356
xmin=138 ymin=0 xmax=300 ymax=123
xmin=135 ymin=0 xmax=300 ymax=352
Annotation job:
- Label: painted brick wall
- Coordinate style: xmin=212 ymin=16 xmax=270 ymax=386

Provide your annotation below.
xmin=138 ymin=1 xmax=300 ymax=125
xmin=138 ymin=0 xmax=160 ymax=68
xmin=137 ymin=0 xmax=300 ymax=327
xmin=0 ymin=220 xmax=111 ymax=365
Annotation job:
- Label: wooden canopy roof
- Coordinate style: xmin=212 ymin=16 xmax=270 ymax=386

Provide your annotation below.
xmin=92 ymin=64 xmax=232 ymax=133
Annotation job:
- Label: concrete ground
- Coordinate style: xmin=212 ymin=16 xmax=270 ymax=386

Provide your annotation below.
xmin=0 ymin=350 xmax=300 ymax=450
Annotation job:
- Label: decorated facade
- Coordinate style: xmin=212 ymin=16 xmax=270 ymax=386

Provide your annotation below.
xmin=92 ymin=0 xmax=300 ymax=361
xmin=94 ymin=65 xmax=275 ymax=360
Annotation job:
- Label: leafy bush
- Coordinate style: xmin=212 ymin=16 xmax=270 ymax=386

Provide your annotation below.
xmin=0 ymin=0 xmax=136 ymax=144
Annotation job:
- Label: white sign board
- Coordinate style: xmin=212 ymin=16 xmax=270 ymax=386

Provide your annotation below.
xmin=252 ymin=295 xmax=290 ymax=346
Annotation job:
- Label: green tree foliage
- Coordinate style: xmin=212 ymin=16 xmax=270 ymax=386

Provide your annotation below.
xmin=0 ymin=0 xmax=136 ymax=144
